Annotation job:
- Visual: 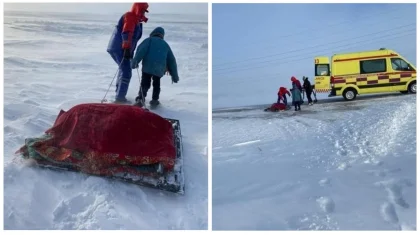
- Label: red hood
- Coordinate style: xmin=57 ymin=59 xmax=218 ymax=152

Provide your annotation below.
xmin=131 ymin=2 xmax=149 ymax=23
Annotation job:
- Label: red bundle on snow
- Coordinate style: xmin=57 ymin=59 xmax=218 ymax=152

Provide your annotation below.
xmin=265 ymin=102 xmax=286 ymax=112
xmin=16 ymin=103 xmax=177 ymax=176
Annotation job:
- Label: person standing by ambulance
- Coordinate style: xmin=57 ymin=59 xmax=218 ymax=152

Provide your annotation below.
xmin=303 ymin=76 xmax=314 ymax=105
xmin=291 ymin=76 xmax=303 ymax=111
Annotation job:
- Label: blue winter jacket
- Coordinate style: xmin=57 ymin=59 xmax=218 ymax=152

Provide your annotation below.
xmin=107 ymin=14 xmax=143 ymax=64
xmin=131 ymin=27 xmax=179 ymax=80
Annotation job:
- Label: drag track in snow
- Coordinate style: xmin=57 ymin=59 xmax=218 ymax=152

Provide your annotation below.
xmin=213 ymin=92 xmax=406 ymax=114
xmin=4 ymin=10 xmax=208 ymax=230
xmin=212 ymin=94 xmax=416 ymax=230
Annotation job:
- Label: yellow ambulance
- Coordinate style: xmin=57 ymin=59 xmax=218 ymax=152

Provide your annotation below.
xmin=314 ymin=48 xmax=416 ymax=101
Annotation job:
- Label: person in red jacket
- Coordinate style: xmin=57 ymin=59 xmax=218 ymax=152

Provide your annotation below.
xmin=277 ymin=86 xmax=291 ymax=105
xmin=291 ymin=76 xmax=303 ymax=91
xmin=107 ymin=2 xmax=149 ymax=103
xmin=291 ymin=76 xmax=304 ymax=106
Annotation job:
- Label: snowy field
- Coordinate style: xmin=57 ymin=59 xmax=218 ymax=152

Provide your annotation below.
xmin=212 ymin=94 xmax=416 ymax=230
xmin=4 ymin=10 xmax=208 ymax=229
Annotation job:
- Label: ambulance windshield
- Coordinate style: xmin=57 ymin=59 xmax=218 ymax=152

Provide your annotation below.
xmin=316 ymin=64 xmax=330 ymax=76
xmin=391 ymin=58 xmax=415 ymax=71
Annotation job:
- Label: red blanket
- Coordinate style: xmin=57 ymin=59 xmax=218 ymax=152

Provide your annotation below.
xmin=269 ymin=103 xmax=286 ymax=111
xmin=17 ymin=103 xmax=176 ymax=174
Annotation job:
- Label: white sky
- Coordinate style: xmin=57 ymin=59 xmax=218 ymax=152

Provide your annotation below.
xmin=4 ymin=2 xmax=208 ymax=15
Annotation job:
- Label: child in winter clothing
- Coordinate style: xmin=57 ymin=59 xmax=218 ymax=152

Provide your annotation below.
xmin=131 ymin=26 xmax=179 ymax=106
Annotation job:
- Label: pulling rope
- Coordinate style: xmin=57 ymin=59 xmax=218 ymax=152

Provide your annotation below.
xmin=136 ymin=68 xmax=146 ymax=107
xmin=101 ymin=59 xmax=124 ymax=103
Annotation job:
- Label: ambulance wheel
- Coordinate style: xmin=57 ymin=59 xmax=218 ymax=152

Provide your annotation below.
xmin=408 ymin=81 xmax=416 ymax=94
xmin=343 ymin=88 xmax=357 ymax=101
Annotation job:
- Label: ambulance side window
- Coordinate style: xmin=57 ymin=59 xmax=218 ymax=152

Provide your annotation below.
xmin=391 ymin=58 xmax=414 ymax=71
xmin=316 ymin=64 xmax=330 ymax=76
xmin=360 ymin=59 xmax=386 ymax=74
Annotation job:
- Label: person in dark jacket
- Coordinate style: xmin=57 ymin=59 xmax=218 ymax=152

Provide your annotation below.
xmin=303 ymin=76 xmax=314 ymax=105
xmin=107 ymin=2 xmax=149 ymax=103
xmin=131 ymin=27 xmax=179 ymax=107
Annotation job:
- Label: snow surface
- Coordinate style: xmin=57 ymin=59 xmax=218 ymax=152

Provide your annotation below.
xmin=4 ymin=10 xmax=208 ymax=229
xmin=212 ymin=94 xmax=416 ymax=230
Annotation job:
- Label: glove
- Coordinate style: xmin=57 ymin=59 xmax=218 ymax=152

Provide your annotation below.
xmin=140 ymin=15 xmax=148 ymax=23
xmin=123 ymin=48 xmax=132 ymax=59
xmin=131 ymin=60 xmax=139 ymax=69
xmin=172 ymin=76 xmax=179 ymax=83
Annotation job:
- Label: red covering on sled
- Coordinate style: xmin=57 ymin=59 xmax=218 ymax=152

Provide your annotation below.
xmin=268 ymin=102 xmax=287 ymax=111
xmin=16 ymin=103 xmax=176 ymax=174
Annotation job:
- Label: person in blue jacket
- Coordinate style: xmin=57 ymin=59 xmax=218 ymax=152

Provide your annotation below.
xmin=106 ymin=2 xmax=149 ymax=103
xmin=131 ymin=27 xmax=179 ymax=107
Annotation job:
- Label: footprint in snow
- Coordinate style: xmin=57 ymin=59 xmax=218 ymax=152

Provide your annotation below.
xmin=374 ymin=179 xmax=412 ymax=209
xmin=316 ymin=196 xmax=335 ymax=213
xmin=380 ymin=202 xmax=401 ymax=230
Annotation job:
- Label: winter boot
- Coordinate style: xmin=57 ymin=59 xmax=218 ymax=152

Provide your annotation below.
xmin=133 ymin=100 xmax=144 ymax=107
xmin=150 ymin=99 xmax=160 ymax=106
xmin=114 ymin=97 xmax=129 ymax=104
xmin=133 ymin=96 xmax=146 ymax=107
